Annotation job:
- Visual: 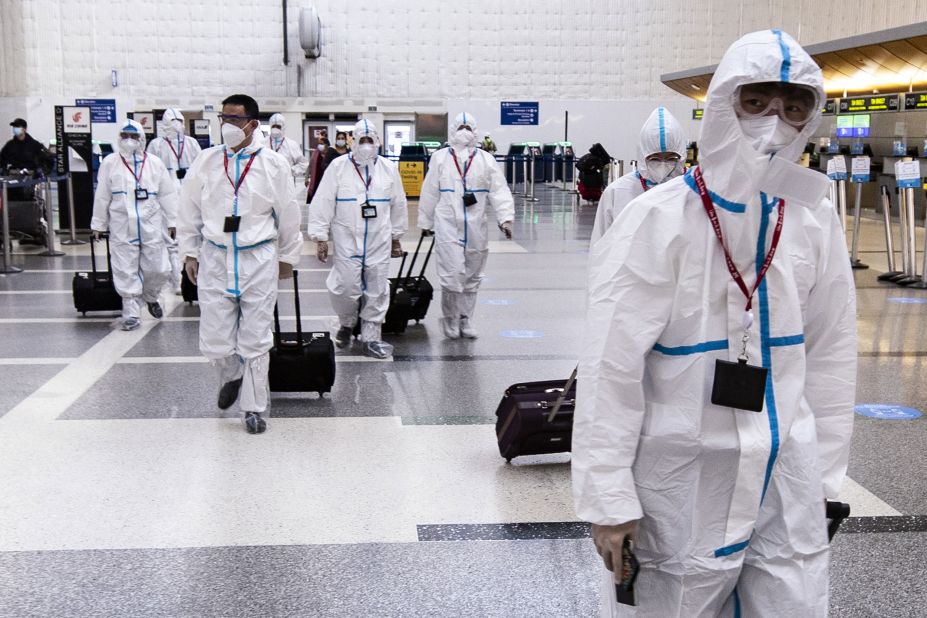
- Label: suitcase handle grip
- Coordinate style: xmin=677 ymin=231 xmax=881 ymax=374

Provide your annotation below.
xmin=547 ymin=365 xmax=578 ymax=423
xmin=538 ymin=399 xmax=575 ymax=410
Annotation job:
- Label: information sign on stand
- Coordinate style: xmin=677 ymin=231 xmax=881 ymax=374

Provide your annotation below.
xmin=826 ymin=156 xmax=847 ymax=181
xmin=75 ymin=98 xmax=116 ymax=123
xmin=500 ymin=102 xmax=539 ymax=126
xmin=851 ymin=156 xmax=871 ymax=183
xmin=895 ymin=160 xmax=921 ymax=189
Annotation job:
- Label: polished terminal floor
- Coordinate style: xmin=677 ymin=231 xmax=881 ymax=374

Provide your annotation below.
xmin=0 ymin=181 xmax=925 ymax=617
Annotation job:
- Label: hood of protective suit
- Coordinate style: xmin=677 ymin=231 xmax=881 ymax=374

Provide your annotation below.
xmin=119 ymin=118 xmax=147 ymax=151
xmin=699 ymin=29 xmax=828 ymax=209
xmin=161 ymin=108 xmax=184 ymax=136
xmin=637 ymin=107 xmax=687 ymax=183
xmin=269 ymin=113 xmax=285 ymax=129
xmin=353 ymin=118 xmax=380 ymax=147
xmin=449 ymin=112 xmax=479 ymax=149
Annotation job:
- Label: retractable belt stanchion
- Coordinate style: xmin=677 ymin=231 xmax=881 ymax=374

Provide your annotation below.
xmin=525 ymin=151 xmax=539 ymax=203
xmin=617 ymin=159 xmax=624 ymax=179
xmin=60 ymin=172 xmax=86 ymax=245
xmin=877 ymin=185 xmax=904 ymax=281
xmin=837 ymin=179 xmax=848 ymax=233
xmin=849 ymin=181 xmax=868 ymax=269
xmin=897 ymin=185 xmax=920 ymax=285
xmin=507 ymin=156 xmax=516 ymax=194
xmin=520 ymin=156 xmax=529 ymax=197
xmin=0 ymin=180 xmax=23 ymax=274
xmin=560 ymin=154 xmax=568 ymax=191
xmin=39 ymin=176 xmax=64 ymax=257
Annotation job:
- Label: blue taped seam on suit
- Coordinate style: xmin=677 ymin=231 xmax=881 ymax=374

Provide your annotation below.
xmin=368 ymin=198 xmax=390 ymax=202
xmin=772 ymin=29 xmax=791 ymax=83
xmin=684 ymin=170 xmax=747 ymax=213
xmin=439 ymin=188 xmax=455 ymax=193
xmin=658 ymin=107 xmax=667 ymax=152
xmin=734 ymin=587 xmax=742 ymax=618
xmin=713 ymin=539 xmax=750 ymax=557
xmin=336 ymin=197 xmax=358 ymax=202
xmin=653 ymin=339 xmax=728 ymax=356
xmin=758 ymin=193 xmax=780 ymax=501
xmin=112 ymin=190 xmax=127 ymax=195
xmin=769 ymin=334 xmax=804 ymax=347
xmin=132 ymin=154 xmax=143 ymax=244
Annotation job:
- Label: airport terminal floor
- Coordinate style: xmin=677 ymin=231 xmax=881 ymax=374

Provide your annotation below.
xmin=1 ymin=185 xmax=926 ymax=617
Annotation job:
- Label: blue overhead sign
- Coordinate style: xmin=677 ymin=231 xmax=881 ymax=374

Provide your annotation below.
xmin=501 ymin=101 xmax=539 ymax=126
xmin=75 ymin=98 xmax=117 ymax=124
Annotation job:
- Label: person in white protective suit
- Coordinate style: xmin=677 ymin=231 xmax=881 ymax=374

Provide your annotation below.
xmin=418 ymin=112 xmax=515 ymax=339
xmin=178 ymin=94 xmax=303 ymax=435
xmin=91 ymin=118 xmax=177 ymax=331
xmin=147 ymin=108 xmax=203 ymax=293
xmin=590 ymin=107 xmax=687 ymax=245
xmin=267 ymin=113 xmax=309 ymax=182
xmin=572 ymin=30 xmax=857 ymax=618
xmin=308 ymin=118 xmax=408 ymax=359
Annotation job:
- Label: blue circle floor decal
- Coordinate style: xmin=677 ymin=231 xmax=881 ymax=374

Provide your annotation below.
xmin=855 ymin=404 xmax=923 ymax=420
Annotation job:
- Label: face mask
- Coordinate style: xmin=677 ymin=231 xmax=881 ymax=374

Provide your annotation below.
xmin=739 ymin=115 xmax=800 ymax=155
xmin=317 ymin=144 xmax=327 ymax=152
xmin=451 ymin=128 xmax=475 ymax=147
xmin=222 ymin=122 xmax=247 ymax=149
xmin=271 ymin=128 xmax=283 ymax=139
xmin=355 ymin=143 xmax=377 ymax=164
xmin=118 ymin=137 xmax=141 ymax=156
xmin=12 ymin=127 xmax=23 ymax=137
xmin=170 ymin=119 xmax=183 ymax=134
xmin=335 ymin=139 xmax=346 ymax=148
xmin=645 ymin=160 xmax=681 ymax=183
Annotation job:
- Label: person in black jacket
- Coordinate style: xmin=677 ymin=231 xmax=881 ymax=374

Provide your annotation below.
xmin=0 ymin=118 xmax=53 ymax=174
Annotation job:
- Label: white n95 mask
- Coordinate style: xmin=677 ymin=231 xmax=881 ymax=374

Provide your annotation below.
xmin=12 ymin=127 xmax=23 ymax=137
xmin=118 ymin=138 xmax=141 ymax=156
xmin=222 ymin=123 xmax=247 ymax=149
xmin=451 ymin=129 xmax=475 ymax=148
xmin=354 ymin=143 xmax=377 ymax=164
xmin=270 ymin=128 xmax=283 ymax=139
xmin=739 ymin=116 xmax=800 ymax=155
xmin=646 ymin=160 xmax=681 ymax=183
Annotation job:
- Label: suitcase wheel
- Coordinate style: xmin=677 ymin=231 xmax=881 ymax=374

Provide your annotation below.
xmin=81 ymin=312 xmax=86 ymax=316
xmin=506 ymin=458 xmax=512 ymax=464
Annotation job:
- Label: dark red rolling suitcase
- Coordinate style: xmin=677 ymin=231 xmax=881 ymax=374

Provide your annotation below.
xmin=72 ymin=233 xmax=123 ymax=315
xmin=495 ymin=367 xmax=577 ymax=462
xmin=269 ymin=270 xmax=336 ymax=395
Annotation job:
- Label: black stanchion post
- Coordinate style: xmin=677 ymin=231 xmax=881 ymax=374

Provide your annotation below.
xmin=850 ymin=181 xmax=868 ymax=269
xmin=38 ymin=176 xmax=64 ymax=257
xmin=60 ymin=173 xmax=86 ymax=245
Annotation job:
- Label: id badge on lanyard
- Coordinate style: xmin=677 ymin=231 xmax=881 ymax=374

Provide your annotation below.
xmin=692 ymin=168 xmax=784 ymax=413
xmin=120 ymin=154 xmax=148 ymax=201
xmin=353 ymin=158 xmax=377 ymax=218
xmin=451 ymin=149 xmax=478 ymax=207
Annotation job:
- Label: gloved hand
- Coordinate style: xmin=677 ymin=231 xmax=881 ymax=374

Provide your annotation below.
xmin=184 ymin=257 xmax=199 ymax=285
xmin=91 ymin=229 xmax=103 ymax=241
xmin=168 ymin=227 xmax=176 ymax=240
xmin=391 ymin=238 xmax=403 ymax=258
xmin=500 ymin=221 xmax=513 ymax=240
xmin=421 ymin=229 xmax=435 ymax=237
xmin=316 ymin=241 xmax=329 ymax=263
xmin=278 ymin=262 xmax=294 ymax=280
xmin=591 ymin=520 xmax=639 ymax=582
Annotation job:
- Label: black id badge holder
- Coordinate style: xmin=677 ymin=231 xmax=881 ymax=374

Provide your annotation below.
xmin=361 ymin=202 xmax=378 ymax=219
xmin=135 ymin=188 xmax=149 ymax=200
xmin=462 ymin=192 xmax=477 ymax=207
xmin=223 ymin=215 xmax=242 ymax=233
xmin=711 ymin=325 xmax=768 ymax=412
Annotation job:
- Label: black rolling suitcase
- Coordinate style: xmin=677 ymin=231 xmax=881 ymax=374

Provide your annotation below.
xmin=180 ymin=267 xmax=198 ymax=303
xmin=269 ymin=269 xmax=336 ymax=395
xmin=384 ymin=231 xmax=435 ymax=334
xmin=826 ymin=501 xmax=851 ymax=541
xmin=495 ymin=367 xmax=577 ymax=462
xmin=72 ymin=234 xmax=123 ymax=315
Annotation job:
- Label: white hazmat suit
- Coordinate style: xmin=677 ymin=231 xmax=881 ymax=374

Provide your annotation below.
xmin=418 ymin=112 xmax=514 ymax=338
xmin=572 ymin=30 xmax=857 ymax=617
xmin=309 ymin=119 xmax=408 ymax=353
xmin=591 ymin=107 xmax=687 ymax=245
xmin=178 ymin=127 xmax=303 ymax=416
xmin=91 ymin=119 xmax=177 ymax=324
xmin=268 ymin=113 xmax=309 ymax=181
xmin=148 ymin=109 xmax=203 ymax=291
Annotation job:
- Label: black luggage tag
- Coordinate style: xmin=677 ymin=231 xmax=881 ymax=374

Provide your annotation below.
xmin=463 ymin=192 xmax=477 ymax=207
xmin=135 ymin=188 xmax=149 ymax=200
xmin=711 ymin=358 xmax=768 ymax=412
xmin=176 ymin=168 xmax=187 ymax=180
xmin=615 ymin=537 xmax=639 ymax=606
xmin=361 ymin=203 xmax=378 ymax=219
xmin=223 ymin=215 xmax=242 ymax=233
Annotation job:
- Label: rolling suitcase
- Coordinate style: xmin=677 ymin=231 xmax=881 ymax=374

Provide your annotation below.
xmin=384 ymin=231 xmax=435 ymax=334
xmin=269 ymin=269 xmax=336 ymax=395
xmin=495 ymin=366 xmax=577 ymax=462
xmin=180 ymin=267 xmax=198 ymax=303
xmin=72 ymin=233 xmax=123 ymax=315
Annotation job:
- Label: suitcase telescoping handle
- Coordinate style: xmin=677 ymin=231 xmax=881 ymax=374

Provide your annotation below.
xmin=403 ymin=230 xmax=436 ymax=286
xmin=89 ymin=232 xmax=114 ymax=276
xmin=273 ymin=268 xmax=303 ymax=347
xmin=391 ymin=251 xmax=408 ymax=304
xmin=546 ymin=365 xmax=578 ymax=423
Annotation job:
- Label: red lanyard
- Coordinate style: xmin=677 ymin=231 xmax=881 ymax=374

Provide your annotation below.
xmin=638 ymin=173 xmax=650 ymax=192
xmin=450 ymin=148 xmax=477 ymax=183
xmin=166 ymin=136 xmax=185 ymax=164
xmin=120 ymin=153 xmax=147 ymax=187
xmin=351 ymin=157 xmax=373 ymax=190
xmin=273 ymin=138 xmax=283 ymax=152
xmin=223 ymin=148 xmax=260 ymax=196
xmin=692 ymin=167 xmax=784 ymax=312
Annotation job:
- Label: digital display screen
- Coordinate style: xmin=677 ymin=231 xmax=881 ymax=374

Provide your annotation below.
xmin=904 ymin=92 xmax=927 ymax=110
xmin=836 ymin=114 xmax=870 ymax=138
xmin=839 ymin=94 xmax=899 ymax=113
